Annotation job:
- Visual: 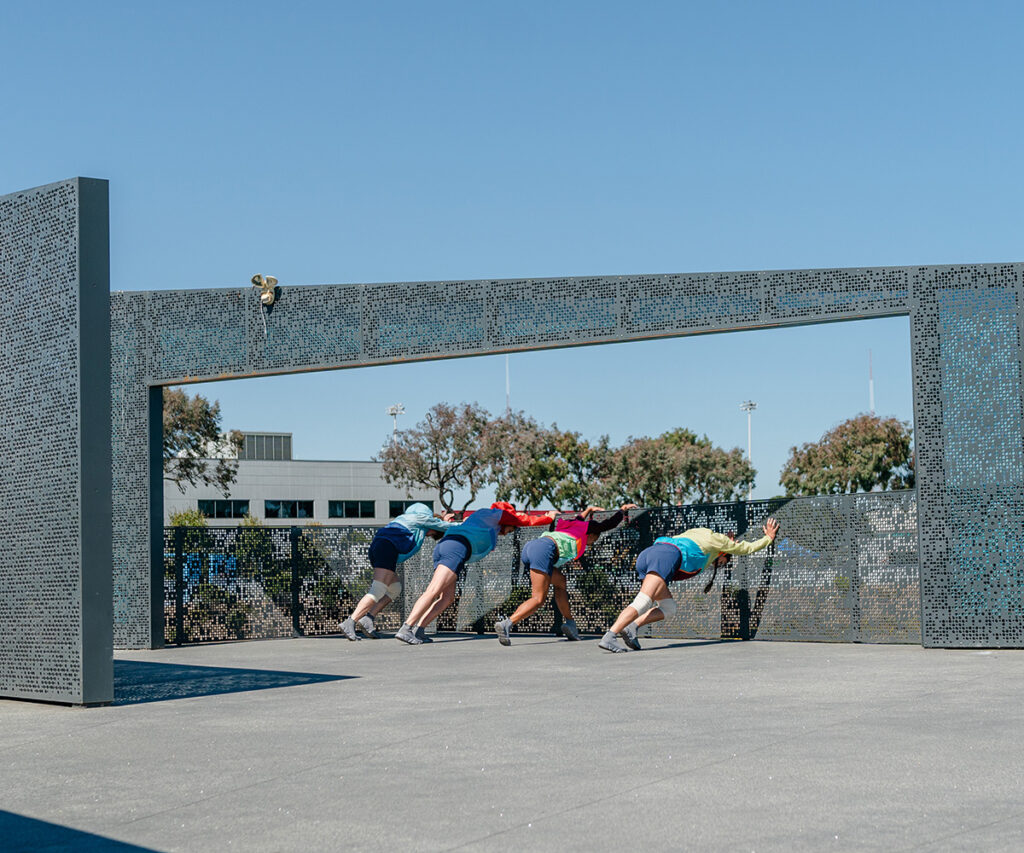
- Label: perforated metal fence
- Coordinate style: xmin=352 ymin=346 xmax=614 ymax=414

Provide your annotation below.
xmin=164 ymin=492 xmax=919 ymax=645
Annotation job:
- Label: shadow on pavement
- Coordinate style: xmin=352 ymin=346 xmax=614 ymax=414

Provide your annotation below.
xmin=114 ymin=660 xmax=353 ymax=705
xmin=0 ymin=810 xmax=158 ymax=852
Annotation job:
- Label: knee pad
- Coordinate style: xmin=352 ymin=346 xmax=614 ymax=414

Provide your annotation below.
xmin=386 ymin=581 xmax=402 ymax=600
xmin=629 ymin=592 xmax=656 ymax=617
xmin=367 ymin=580 xmax=390 ymax=602
xmin=657 ymin=597 xmax=678 ymax=619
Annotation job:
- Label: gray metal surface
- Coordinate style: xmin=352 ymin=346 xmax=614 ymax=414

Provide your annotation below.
xmin=2 ymin=639 xmax=1022 ymax=851
xmin=107 ymin=262 xmax=1024 ymax=649
xmin=0 ymin=178 xmax=112 ymax=704
xmin=162 ymin=494 xmax=919 ymax=645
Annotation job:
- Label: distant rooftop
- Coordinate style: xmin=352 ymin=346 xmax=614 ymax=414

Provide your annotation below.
xmin=239 ymin=432 xmax=292 ymax=461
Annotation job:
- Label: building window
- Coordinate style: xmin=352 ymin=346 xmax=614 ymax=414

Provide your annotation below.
xmin=328 ymin=500 xmax=375 ymax=519
xmin=197 ymin=499 xmax=250 ymax=519
xmin=265 ymin=500 xmax=314 ymax=519
xmin=389 ymin=500 xmax=433 ymax=517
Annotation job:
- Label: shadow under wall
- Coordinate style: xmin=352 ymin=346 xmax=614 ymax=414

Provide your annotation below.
xmin=113 ymin=659 xmax=353 ymax=705
xmin=0 ymin=810 xmax=159 ymax=852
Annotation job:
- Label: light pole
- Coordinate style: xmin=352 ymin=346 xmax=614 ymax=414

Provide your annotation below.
xmin=740 ymin=400 xmax=757 ymax=500
xmin=386 ymin=403 xmax=405 ymax=442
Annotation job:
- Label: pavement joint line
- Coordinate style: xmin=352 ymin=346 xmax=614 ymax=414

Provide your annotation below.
xmin=903 ymin=806 xmax=1024 ymax=851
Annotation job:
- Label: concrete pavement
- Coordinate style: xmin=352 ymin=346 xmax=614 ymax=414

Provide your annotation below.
xmin=1 ymin=633 xmax=1022 ymax=851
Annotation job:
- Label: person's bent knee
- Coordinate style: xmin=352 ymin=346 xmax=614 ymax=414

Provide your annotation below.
xmin=366 ymin=580 xmax=390 ymax=603
xmin=657 ymin=597 xmax=678 ymax=619
xmin=629 ymin=592 xmax=657 ymax=617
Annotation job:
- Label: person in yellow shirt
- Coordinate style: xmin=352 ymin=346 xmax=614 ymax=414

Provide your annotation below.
xmin=598 ymin=517 xmax=780 ymax=653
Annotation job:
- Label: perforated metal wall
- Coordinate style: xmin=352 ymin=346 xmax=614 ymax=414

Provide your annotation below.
xmin=162 ymin=494 xmax=919 ymax=644
xmin=0 ymin=179 xmax=111 ymax=704
xmin=110 ymin=262 xmax=1023 ymax=649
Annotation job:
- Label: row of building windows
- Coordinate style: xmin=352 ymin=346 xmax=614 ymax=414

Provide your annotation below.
xmin=196 ymin=499 xmax=434 ymax=520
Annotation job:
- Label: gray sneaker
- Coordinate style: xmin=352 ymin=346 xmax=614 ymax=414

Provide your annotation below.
xmin=561 ymin=618 xmax=581 ymax=641
xmin=339 ymin=617 xmax=359 ymax=641
xmin=395 ymin=624 xmax=422 ymax=645
xmin=415 ymin=626 xmax=433 ymax=644
xmin=598 ymin=630 xmax=628 ymax=653
xmin=620 ymin=622 xmax=642 ymax=651
xmin=495 ymin=618 xmax=512 ymax=646
xmin=357 ymin=615 xmax=380 ymax=639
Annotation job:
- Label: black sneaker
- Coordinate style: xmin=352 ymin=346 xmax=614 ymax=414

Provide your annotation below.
xmin=415 ymin=626 xmax=433 ymax=644
xmin=561 ymin=619 xmax=581 ymax=641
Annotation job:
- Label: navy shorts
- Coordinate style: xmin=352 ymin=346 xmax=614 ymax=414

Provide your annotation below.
xmin=635 ymin=543 xmax=682 ymax=583
xmin=433 ymin=535 xmax=472 ymax=577
xmin=368 ymin=537 xmax=401 ymax=572
xmin=521 ymin=537 xmax=558 ymax=576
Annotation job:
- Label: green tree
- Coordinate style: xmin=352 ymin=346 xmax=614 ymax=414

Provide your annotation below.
xmin=376 ymin=402 xmax=491 ymax=512
xmin=169 ymin=507 xmax=208 ymax=527
xmin=780 ymin=414 xmax=914 ymax=496
xmin=485 ymin=413 xmax=612 ymax=510
xmin=163 ymin=388 xmax=244 ymax=496
xmin=601 ymin=429 xmax=755 ymax=505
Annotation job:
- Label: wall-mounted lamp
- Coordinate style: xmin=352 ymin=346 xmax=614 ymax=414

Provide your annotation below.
xmin=251 ymin=274 xmax=278 ymax=306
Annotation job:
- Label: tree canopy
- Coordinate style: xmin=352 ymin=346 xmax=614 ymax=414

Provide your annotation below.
xmin=378 ymin=402 xmax=755 ymax=510
xmin=163 ymin=388 xmax=243 ymax=496
xmin=780 ymin=413 xmax=914 ymax=496
xmin=376 ymin=402 xmax=491 ymax=512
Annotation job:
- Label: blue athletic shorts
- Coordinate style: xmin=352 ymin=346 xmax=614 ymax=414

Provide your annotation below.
xmin=521 ymin=536 xmax=558 ymax=576
xmin=368 ymin=537 xmax=401 ymax=572
xmin=635 ymin=542 xmax=683 ymax=583
xmin=433 ymin=535 xmax=472 ymax=577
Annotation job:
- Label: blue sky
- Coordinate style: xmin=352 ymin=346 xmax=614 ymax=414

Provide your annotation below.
xmin=4 ymin=1 xmax=1021 ymax=500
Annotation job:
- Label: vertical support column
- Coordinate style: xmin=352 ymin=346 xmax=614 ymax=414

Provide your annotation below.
xmin=148 ymin=385 xmax=166 ymax=649
xmin=0 ymin=178 xmax=112 ymax=704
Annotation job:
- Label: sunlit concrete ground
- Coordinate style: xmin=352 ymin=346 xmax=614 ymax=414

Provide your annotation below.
xmin=2 ymin=633 xmax=1022 ymax=852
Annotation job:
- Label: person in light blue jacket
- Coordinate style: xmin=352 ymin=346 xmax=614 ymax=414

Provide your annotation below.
xmin=340 ymin=503 xmax=455 ymax=640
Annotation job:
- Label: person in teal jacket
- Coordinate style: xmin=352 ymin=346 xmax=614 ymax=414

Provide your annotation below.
xmin=599 ymin=517 xmax=780 ymax=653
xmin=339 ymin=503 xmax=454 ymax=640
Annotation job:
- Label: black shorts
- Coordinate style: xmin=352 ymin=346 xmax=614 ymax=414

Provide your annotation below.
xmin=368 ymin=537 xmax=401 ymax=572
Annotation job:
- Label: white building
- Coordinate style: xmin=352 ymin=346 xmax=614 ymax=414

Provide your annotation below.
xmin=164 ymin=431 xmax=436 ymax=526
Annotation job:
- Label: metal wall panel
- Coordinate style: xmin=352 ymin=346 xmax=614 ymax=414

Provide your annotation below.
xmin=102 ymin=256 xmax=1021 ymax=648
xmin=0 ymin=179 xmax=111 ymax=703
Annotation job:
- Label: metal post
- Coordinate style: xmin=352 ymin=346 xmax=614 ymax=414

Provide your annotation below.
xmin=174 ymin=527 xmax=185 ymax=646
xmin=290 ymin=526 xmax=303 ymax=637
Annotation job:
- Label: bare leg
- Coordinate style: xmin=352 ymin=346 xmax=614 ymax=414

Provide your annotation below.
xmin=508 ymin=570 xmax=551 ymax=625
xmin=350 ymin=568 xmax=399 ymax=622
xmin=610 ymin=574 xmax=669 ymax=634
xmin=368 ymin=595 xmax=392 ymax=618
xmin=635 ymin=603 xmax=667 ymax=628
xmin=405 ymin=565 xmax=457 ymax=628
xmin=550 ymin=569 xmax=572 ymax=619
xmin=417 ymin=583 xmax=456 ymax=629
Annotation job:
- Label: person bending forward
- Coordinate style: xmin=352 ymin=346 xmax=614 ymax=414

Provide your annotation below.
xmin=599 ymin=517 xmax=780 ymax=653
xmin=494 ymin=504 xmax=637 ymax=645
xmin=396 ymin=502 xmax=556 ymax=645
xmin=339 ymin=503 xmax=454 ymax=640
